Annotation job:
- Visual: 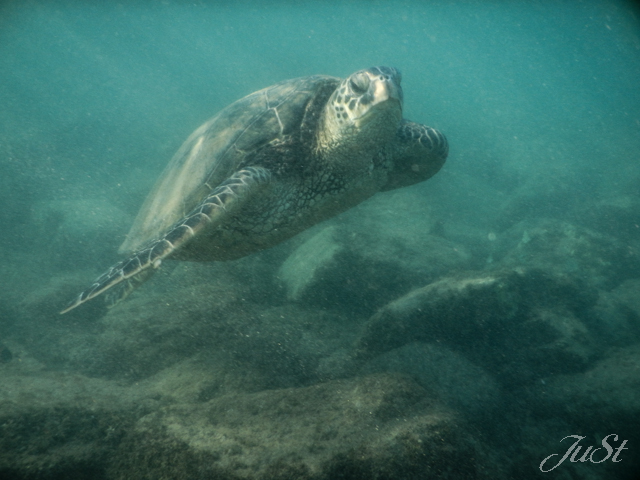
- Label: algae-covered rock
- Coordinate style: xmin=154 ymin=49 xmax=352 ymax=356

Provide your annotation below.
xmin=109 ymin=373 xmax=494 ymax=480
xmin=0 ymin=357 xmax=152 ymax=480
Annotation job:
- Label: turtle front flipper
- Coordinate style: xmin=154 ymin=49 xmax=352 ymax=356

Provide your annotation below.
xmin=60 ymin=167 xmax=271 ymax=314
xmin=381 ymin=120 xmax=448 ymax=191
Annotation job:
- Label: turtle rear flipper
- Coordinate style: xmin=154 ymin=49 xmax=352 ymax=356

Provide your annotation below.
xmin=60 ymin=167 xmax=271 ymax=314
xmin=104 ymin=268 xmax=155 ymax=309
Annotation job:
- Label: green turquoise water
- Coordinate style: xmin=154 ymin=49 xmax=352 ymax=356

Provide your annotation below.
xmin=1 ymin=1 xmax=639 ymax=478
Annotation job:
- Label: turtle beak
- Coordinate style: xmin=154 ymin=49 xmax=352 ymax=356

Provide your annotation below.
xmin=353 ymin=68 xmax=402 ymax=128
xmin=368 ymin=71 xmax=402 ymax=108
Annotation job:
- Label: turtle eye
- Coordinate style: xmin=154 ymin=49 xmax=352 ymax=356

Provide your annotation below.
xmin=349 ymin=75 xmax=369 ymax=95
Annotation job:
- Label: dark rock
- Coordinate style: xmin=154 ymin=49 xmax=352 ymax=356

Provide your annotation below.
xmin=277 ymin=187 xmax=471 ymax=315
xmin=278 ymin=221 xmax=470 ymax=315
xmin=520 ymin=344 xmax=640 ymax=478
xmin=360 ymin=342 xmax=503 ymax=418
xmin=530 ymin=344 xmax=640 ymax=431
xmin=355 ymin=268 xmax=599 ymax=386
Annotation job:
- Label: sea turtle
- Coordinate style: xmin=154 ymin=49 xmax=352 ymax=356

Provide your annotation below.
xmin=61 ymin=66 xmax=448 ymax=313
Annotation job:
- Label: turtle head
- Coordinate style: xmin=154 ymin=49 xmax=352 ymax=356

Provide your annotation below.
xmin=319 ymin=67 xmax=403 ymax=151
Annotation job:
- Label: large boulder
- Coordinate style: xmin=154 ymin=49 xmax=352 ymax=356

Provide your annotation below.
xmin=354 ymin=268 xmax=600 ymax=385
xmin=277 ymin=187 xmax=471 ymax=315
xmin=278 ymin=223 xmax=470 ymax=315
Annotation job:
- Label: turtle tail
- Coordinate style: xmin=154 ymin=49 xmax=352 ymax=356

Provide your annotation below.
xmin=60 ymin=167 xmax=271 ymax=314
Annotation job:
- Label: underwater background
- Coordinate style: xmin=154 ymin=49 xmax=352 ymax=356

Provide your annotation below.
xmin=1 ymin=0 xmax=639 ymax=479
